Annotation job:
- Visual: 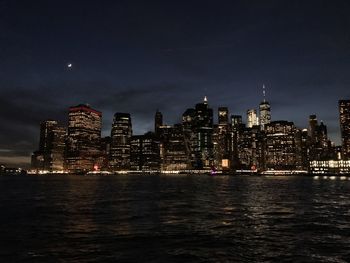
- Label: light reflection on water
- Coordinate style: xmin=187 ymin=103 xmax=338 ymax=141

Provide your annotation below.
xmin=0 ymin=175 xmax=349 ymax=262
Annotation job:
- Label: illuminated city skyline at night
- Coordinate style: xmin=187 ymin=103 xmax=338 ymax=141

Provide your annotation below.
xmin=1 ymin=0 xmax=350 ymax=167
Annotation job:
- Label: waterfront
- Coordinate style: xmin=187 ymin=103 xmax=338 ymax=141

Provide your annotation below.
xmin=0 ymin=175 xmax=349 ymax=262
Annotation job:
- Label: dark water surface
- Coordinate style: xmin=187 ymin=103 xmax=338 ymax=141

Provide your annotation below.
xmin=0 ymin=175 xmax=350 ymax=262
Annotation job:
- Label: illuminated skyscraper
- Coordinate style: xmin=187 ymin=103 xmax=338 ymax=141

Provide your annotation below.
xmin=231 ymin=115 xmax=242 ymax=127
xmin=339 ymin=100 xmax=350 ymax=159
xmin=193 ymin=97 xmax=214 ymax=168
xmin=110 ymin=113 xmax=132 ymax=170
xmin=214 ymin=107 xmax=230 ymax=169
xmin=265 ymin=121 xmax=297 ymax=169
xmin=50 ymin=126 xmax=66 ymax=170
xmin=247 ymin=109 xmax=258 ymax=128
xmin=307 ymin=115 xmax=333 ymax=161
xmin=130 ymin=132 xmax=160 ymax=171
xmin=66 ymin=104 xmax=102 ymax=172
xmin=259 ymin=85 xmax=271 ymax=130
xmin=182 ymin=97 xmax=213 ymax=168
xmin=235 ymin=125 xmax=263 ymax=170
xmin=218 ymin=107 xmax=228 ymax=126
xmin=160 ymin=124 xmax=188 ymax=170
xmin=182 ymin=108 xmax=196 ymax=167
xmin=295 ymin=129 xmax=309 ymax=170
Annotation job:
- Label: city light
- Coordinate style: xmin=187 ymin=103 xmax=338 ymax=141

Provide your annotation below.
xmin=28 ymin=98 xmax=350 ymax=175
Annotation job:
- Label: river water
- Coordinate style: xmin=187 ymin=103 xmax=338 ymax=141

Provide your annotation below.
xmin=0 ymin=175 xmax=349 ymax=262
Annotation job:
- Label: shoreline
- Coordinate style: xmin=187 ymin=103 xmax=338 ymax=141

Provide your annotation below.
xmin=5 ymin=170 xmax=350 ymax=177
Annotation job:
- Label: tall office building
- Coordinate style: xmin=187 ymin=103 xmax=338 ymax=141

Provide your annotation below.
xmin=100 ymin=136 xmax=112 ymax=169
xmin=307 ymin=115 xmax=333 ymax=161
xmin=231 ymin=115 xmax=242 ymax=128
xmin=160 ymin=124 xmax=188 ymax=170
xmin=339 ymin=100 xmax=350 ymax=159
xmin=265 ymin=121 xmax=297 ymax=169
xmin=110 ymin=113 xmax=132 ymax=170
xmin=66 ymin=104 xmax=102 ymax=172
xmin=182 ymin=108 xmax=196 ymax=167
xmin=31 ymin=120 xmax=66 ymax=171
xmin=50 ymin=125 xmax=66 ymax=170
xmin=218 ymin=107 xmax=229 ymax=126
xmin=229 ymin=115 xmax=245 ymax=169
xmin=247 ymin=109 xmax=258 ymax=128
xmin=194 ymin=97 xmax=214 ymax=168
xmin=295 ymin=129 xmax=309 ymax=170
xmin=181 ymin=96 xmax=214 ymax=169
xmin=259 ymin=85 xmax=271 ymax=130
xmin=214 ymin=107 xmax=230 ymax=169
xmin=308 ymin=114 xmax=318 ymax=144
xmin=39 ymin=120 xmax=58 ymax=153
xmin=130 ymin=132 xmax=160 ymax=171
xmin=154 ymin=110 xmax=163 ymax=136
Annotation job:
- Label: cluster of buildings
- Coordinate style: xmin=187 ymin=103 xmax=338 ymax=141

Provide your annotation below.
xmin=31 ymin=95 xmax=350 ymax=174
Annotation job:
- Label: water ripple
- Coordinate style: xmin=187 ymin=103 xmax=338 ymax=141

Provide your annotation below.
xmin=0 ymin=175 xmax=349 ymax=262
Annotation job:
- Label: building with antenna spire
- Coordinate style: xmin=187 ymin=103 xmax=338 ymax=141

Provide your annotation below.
xmin=203 ymin=95 xmax=208 ymax=104
xmin=182 ymin=96 xmax=214 ymax=169
xmin=259 ymin=84 xmax=271 ymax=130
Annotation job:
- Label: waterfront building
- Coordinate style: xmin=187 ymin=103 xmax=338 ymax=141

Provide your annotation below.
xmin=307 ymin=115 xmax=334 ymax=161
xmin=160 ymin=124 xmax=188 ymax=170
xmin=65 ymin=104 xmax=102 ymax=172
xmin=182 ymin=97 xmax=214 ymax=169
xmin=100 ymin=136 xmax=111 ymax=170
xmin=110 ymin=113 xmax=132 ymax=170
xmin=235 ymin=125 xmax=264 ymax=170
xmin=182 ymin=108 xmax=196 ymax=168
xmin=265 ymin=121 xmax=297 ymax=170
xmin=229 ymin=115 xmax=245 ymax=169
xmin=295 ymin=129 xmax=309 ymax=170
xmin=31 ymin=120 xmax=66 ymax=171
xmin=213 ymin=107 xmax=231 ymax=169
xmin=339 ymin=100 xmax=350 ymax=159
xmin=50 ymin=126 xmax=66 ymax=170
xmin=31 ymin=151 xmax=44 ymax=170
xmin=310 ymin=160 xmax=350 ymax=174
xmin=130 ymin=132 xmax=160 ymax=171
xmin=39 ymin=120 xmax=59 ymax=153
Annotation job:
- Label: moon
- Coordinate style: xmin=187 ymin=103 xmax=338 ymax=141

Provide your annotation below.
xmin=67 ymin=63 xmax=72 ymax=68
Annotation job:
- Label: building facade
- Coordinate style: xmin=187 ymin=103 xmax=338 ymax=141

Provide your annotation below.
xmin=339 ymin=100 xmax=350 ymax=159
xmin=154 ymin=110 xmax=163 ymax=136
xmin=182 ymin=97 xmax=214 ymax=169
xmin=265 ymin=121 xmax=297 ymax=170
xmin=65 ymin=104 xmax=102 ymax=172
xmin=259 ymin=101 xmax=271 ymax=130
xmin=110 ymin=113 xmax=132 ymax=170
xmin=159 ymin=124 xmax=188 ymax=170
xmin=130 ymin=132 xmax=160 ymax=171
xmin=247 ymin=109 xmax=258 ymax=128
xmin=31 ymin=120 xmax=66 ymax=171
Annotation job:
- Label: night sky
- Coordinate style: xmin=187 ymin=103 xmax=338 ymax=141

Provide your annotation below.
xmin=1 ymin=0 xmax=350 ymax=167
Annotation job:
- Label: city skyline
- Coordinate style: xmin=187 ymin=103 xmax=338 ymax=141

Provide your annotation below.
xmin=1 ymin=1 xmax=350 ymax=167
xmin=27 ymin=98 xmax=350 ymax=173
xmin=1 ymin=89 xmax=349 ymax=168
